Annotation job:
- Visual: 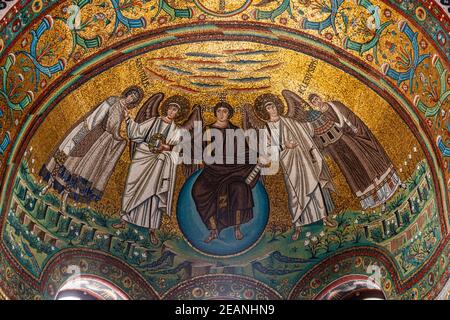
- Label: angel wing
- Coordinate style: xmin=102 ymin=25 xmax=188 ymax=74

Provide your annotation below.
xmin=242 ymin=103 xmax=265 ymax=131
xmin=181 ymin=105 xmax=203 ymax=179
xmin=135 ymin=92 xmax=164 ymax=124
xmin=130 ymin=92 xmax=165 ymax=157
xmin=281 ymin=89 xmax=313 ymax=123
xmin=241 ymin=103 xmax=267 ymax=186
xmin=180 ymin=104 xmax=202 ymax=131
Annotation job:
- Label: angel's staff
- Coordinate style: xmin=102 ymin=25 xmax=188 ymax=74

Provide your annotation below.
xmin=243 ymin=91 xmax=337 ymax=240
xmin=114 ymin=93 xmax=203 ymax=245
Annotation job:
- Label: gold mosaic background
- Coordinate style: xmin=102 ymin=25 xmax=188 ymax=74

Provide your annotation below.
xmin=28 ymin=41 xmax=424 ymax=232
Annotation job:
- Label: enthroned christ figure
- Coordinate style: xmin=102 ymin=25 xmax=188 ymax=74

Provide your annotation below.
xmin=192 ymin=101 xmax=259 ymax=243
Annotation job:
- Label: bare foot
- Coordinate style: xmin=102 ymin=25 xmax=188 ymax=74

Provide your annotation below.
xmin=61 ymin=191 xmax=69 ymax=213
xmin=40 ymin=184 xmax=50 ymax=196
xmin=234 ymin=226 xmax=243 ymax=240
xmin=149 ymin=229 xmax=159 ymax=246
xmin=112 ymin=220 xmax=126 ymax=229
xmin=323 ymin=217 xmax=337 ymax=228
xmin=204 ymin=230 xmax=218 ymax=243
xmin=291 ymin=226 xmax=301 ymax=241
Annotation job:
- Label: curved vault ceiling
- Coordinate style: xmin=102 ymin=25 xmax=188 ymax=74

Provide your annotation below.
xmin=0 ymin=0 xmax=448 ymax=300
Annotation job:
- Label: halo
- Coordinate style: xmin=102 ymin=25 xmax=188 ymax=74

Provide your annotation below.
xmin=159 ymin=95 xmax=190 ymax=123
xmin=253 ymin=93 xmax=286 ymax=121
xmin=121 ymin=85 xmax=144 ymax=108
xmin=213 ymin=101 xmax=234 ymax=119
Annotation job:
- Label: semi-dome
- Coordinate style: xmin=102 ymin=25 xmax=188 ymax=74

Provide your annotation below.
xmin=0 ymin=0 xmax=448 ymax=300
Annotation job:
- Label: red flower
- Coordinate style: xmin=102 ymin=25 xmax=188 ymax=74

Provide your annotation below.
xmin=243 ymin=289 xmax=254 ymax=299
xmin=419 ymin=39 xmax=428 ymax=50
xmin=384 ymin=9 xmax=392 ymax=18
xmin=325 ymin=32 xmax=333 ymax=40
xmin=241 ymin=14 xmax=249 ymax=20
xmin=157 ymin=16 xmax=168 ymax=25
xmin=116 ymin=29 xmax=124 ymax=37
xmin=366 ymin=54 xmax=374 ymax=62
xmin=333 ymin=264 xmax=339 ymax=272
xmin=310 ymin=278 xmax=321 ymax=289
xmin=73 ymin=51 xmax=82 ymax=62
xmin=426 ymin=119 xmax=432 ymax=128
xmin=198 ymin=14 xmax=206 ymax=21
xmin=279 ymin=17 xmax=288 ymax=25
xmin=383 ymin=280 xmax=392 ymax=291
xmin=95 ymin=13 xmax=106 ymax=20
xmin=401 ymin=83 xmax=408 ymax=91
xmin=12 ymin=19 xmax=21 ymax=33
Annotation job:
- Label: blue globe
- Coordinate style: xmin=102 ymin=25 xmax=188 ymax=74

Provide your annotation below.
xmin=176 ymin=170 xmax=270 ymax=256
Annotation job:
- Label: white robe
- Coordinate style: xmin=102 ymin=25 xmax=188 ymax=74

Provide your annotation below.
xmin=41 ymin=97 xmax=126 ymax=202
xmin=121 ymin=117 xmax=181 ymax=229
xmin=266 ymin=116 xmax=334 ymax=227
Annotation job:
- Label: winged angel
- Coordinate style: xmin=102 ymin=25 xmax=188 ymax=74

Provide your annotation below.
xmin=113 ymin=93 xmax=201 ymax=245
xmin=273 ymin=90 xmax=400 ymax=211
xmin=242 ymin=90 xmax=336 ymax=241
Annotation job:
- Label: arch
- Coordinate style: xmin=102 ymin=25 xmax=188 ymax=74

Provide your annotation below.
xmin=0 ymin=21 xmax=446 ymax=297
xmin=162 ymin=274 xmax=283 ymax=300
xmin=314 ymin=274 xmax=386 ymax=300
xmin=289 ymin=246 xmax=415 ymax=299
xmin=1 ymin=21 xmax=446 ymax=231
xmin=55 ymin=274 xmax=129 ymax=300
xmin=40 ymin=248 xmax=160 ymax=300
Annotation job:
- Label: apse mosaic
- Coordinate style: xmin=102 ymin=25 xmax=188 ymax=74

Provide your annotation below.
xmin=0 ymin=0 xmax=448 ymax=300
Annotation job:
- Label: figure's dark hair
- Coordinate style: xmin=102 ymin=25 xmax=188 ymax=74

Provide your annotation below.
xmin=213 ymin=101 xmax=234 ymax=119
xmin=254 ymin=93 xmax=284 ymax=121
xmin=122 ymin=85 xmax=144 ymax=108
xmin=161 ymin=95 xmax=190 ymax=121
xmin=308 ymin=93 xmax=321 ymax=102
